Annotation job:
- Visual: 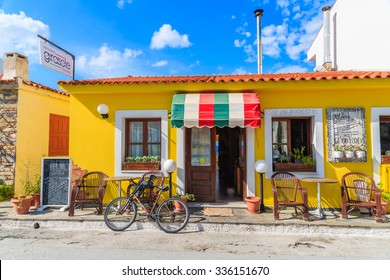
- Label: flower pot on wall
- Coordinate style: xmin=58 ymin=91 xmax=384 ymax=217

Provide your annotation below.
xmin=245 ymin=196 xmax=261 ymax=214
xmin=333 ymin=151 xmax=344 ymax=159
xmin=123 ymin=162 xmax=160 ymax=171
xmin=356 ymin=151 xmax=366 ymax=158
xmin=345 ymin=151 xmax=354 ymax=158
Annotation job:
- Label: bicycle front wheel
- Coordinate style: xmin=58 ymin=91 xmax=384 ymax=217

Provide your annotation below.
xmin=104 ymin=197 xmax=137 ymax=231
xmin=155 ymin=198 xmax=189 ymax=233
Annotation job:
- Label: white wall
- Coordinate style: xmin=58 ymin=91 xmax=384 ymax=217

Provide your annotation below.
xmin=307 ymin=0 xmax=390 ymax=71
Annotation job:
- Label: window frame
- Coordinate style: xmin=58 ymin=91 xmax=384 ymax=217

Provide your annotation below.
xmin=125 ymin=118 xmax=161 ymax=159
xmin=272 ymin=117 xmax=313 ymax=160
xmin=115 ymin=110 xmax=168 ymax=177
xmin=265 ymin=108 xmax=324 ymax=179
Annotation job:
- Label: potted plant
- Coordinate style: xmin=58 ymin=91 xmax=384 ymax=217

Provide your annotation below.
xmin=355 ymin=145 xmax=366 ymax=158
xmin=273 ymin=146 xmax=316 ymax=172
xmin=22 ymin=174 xmax=41 ymax=209
xmin=11 ymin=195 xmax=33 ymax=214
xmin=376 ymin=183 xmax=390 ymax=214
xmin=123 ymin=155 xmax=160 ymax=170
xmin=174 ymin=193 xmax=195 ymax=210
xmin=333 ymin=145 xmax=344 ymax=158
xmin=344 ymin=146 xmax=354 ymax=158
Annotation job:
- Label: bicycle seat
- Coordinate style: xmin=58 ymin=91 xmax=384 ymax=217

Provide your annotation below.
xmin=157 ymin=185 xmax=169 ymax=192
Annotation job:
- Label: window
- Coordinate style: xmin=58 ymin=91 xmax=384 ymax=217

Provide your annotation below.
xmin=272 ymin=117 xmax=312 ymax=165
xmin=125 ymin=118 xmax=161 ymax=159
xmin=380 ymin=116 xmax=390 ymax=156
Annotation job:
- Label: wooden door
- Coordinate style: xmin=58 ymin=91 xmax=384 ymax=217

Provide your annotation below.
xmin=185 ymin=127 xmax=216 ymax=202
xmin=49 ymin=114 xmax=69 ymax=156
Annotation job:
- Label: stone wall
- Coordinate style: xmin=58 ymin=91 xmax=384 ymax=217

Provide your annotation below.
xmin=0 ymin=82 xmax=18 ymax=185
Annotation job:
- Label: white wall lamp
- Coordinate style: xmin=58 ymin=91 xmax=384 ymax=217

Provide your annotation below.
xmin=163 ymin=159 xmax=177 ymax=198
xmin=97 ymin=104 xmax=109 ymax=119
xmin=255 ymin=160 xmax=268 ymax=213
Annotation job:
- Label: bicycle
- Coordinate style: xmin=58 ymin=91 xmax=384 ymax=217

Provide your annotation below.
xmin=104 ymin=173 xmax=190 ymax=233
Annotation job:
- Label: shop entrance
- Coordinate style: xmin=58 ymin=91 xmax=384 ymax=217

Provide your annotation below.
xmin=216 ymin=127 xmax=246 ymax=201
xmin=185 ymin=127 xmax=246 ymax=202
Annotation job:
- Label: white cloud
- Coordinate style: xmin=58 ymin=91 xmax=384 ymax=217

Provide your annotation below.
xmin=262 ymin=23 xmax=288 ymax=58
xmin=234 ymin=39 xmax=246 ymax=48
xmin=152 ymin=60 xmax=168 ymax=67
xmin=233 ymin=67 xmax=248 ymax=74
xmin=0 ymin=12 xmax=49 ymax=62
xmin=150 ymin=24 xmax=191 ymax=50
xmin=117 ymin=0 xmax=132 ymax=9
xmin=76 ymin=44 xmax=143 ymax=77
xmin=244 ymin=44 xmax=257 ymax=63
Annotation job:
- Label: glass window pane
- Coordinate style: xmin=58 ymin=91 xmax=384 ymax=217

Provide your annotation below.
xmin=148 ymin=121 xmax=161 ymax=143
xmin=191 ymin=128 xmax=210 ymax=166
xmin=130 ymin=145 xmax=143 ymax=157
xmin=272 ymin=121 xmax=287 ymax=144
xmin=148 ymin=144 xmax=160 ymax=157
xmin=130 ymin=122 xmax=143 ymax=143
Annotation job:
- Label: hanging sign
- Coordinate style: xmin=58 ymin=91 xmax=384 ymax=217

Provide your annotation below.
xmin=39 ymin=41 xmax=74 ymax=78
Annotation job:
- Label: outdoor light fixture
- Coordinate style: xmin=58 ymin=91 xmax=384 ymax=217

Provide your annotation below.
xmin=97 ymin=104 xmax=109 ymax=119
xmin=255 ymin=160 xmax=268 ymax=213
xmin=163 ymin=159 xmax=177 ymax=198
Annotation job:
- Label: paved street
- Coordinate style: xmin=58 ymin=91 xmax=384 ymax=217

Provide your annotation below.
xmin=1 ymin=226 xmax=390 ymax=260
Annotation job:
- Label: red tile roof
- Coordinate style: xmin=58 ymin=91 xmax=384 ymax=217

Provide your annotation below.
xmin=23 ymin=80 xmax=69 ymax=96
xmin=58 ymin=71 xmax=390 ymax=86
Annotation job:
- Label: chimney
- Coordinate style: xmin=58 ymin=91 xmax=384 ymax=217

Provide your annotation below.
xmin=254 ymin=9 xmax=264 ymax=74
xmin=322 ymin=6 xmax=332 ymax=71
xmin=1 ymin=53 xmax=29 ymax=81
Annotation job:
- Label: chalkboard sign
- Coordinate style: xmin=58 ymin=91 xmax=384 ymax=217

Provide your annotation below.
xmin=41 ymin=157 xmax=71 ymax=208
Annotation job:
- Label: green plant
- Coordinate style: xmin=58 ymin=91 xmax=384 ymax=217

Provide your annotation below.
xmin=125 ymin=156 xmax=160 ymax=163
xmin=22 ymin=174 xmax=41 ymax=195
xmin=0 ymin=185 xmax=14 ymax=201
xmin=279 ymin=153 xmax=288 ymax=163
xmin=376 ymin=183 xmax=390 ymax=203
xmin=175 ymin=193 xmax=196 ymax=201
xmin=343 ymin=145 xmax=354 ymax=152
xmin=355 ymin=145 xmax=365 ymax=152
xmin=290 ymin=146 xmax=306 ymax=162
xmin=334 ymin=145 xmax=343 ymax=151
xmin=301 ymin=155 xmax=316 ymax=166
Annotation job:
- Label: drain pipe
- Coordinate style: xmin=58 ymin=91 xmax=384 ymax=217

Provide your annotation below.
xmin=322 ymin=6 xmax=332 ymax=71
xmin=254 ymin=9 xmax=264 ymax=74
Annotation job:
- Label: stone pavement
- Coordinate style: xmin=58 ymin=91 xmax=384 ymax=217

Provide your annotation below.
xmin=1 ymin=200 xmax=390 ymax=236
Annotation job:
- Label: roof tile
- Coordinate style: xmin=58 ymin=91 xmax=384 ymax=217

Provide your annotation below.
xmin=58 ymin=71 xmax=390 ymax=86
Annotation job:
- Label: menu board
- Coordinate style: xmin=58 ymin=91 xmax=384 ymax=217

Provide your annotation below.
xmin=41 ymin=157 xmax=71 ymax=208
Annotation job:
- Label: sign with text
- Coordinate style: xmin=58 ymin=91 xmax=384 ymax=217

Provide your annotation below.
xmin=326 ymin=108 xmax=366 ymax=162
xmin=39 ymin=41 xmax=74 ymax=78
xmin=41 ymin=157 xmax=71 ymax=208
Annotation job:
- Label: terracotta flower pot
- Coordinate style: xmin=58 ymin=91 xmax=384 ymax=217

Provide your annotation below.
xmin=11 ymin=196 xmax=33 ymax=214
xmin=30 ymin=193 xmax=41 ymax=209
xmin=245 ymin=196 xmax=261 ymax=214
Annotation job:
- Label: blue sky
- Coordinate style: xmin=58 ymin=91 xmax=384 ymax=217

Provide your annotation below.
xmin=0 ymin=0 xmax=334 ymax=89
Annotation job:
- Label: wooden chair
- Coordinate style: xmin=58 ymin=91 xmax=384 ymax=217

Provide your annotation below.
xmin=271 ymin=171 xmax=309 ymax=221
xmin=341 ymin=172 xmax=383 ymax=223
xmin=68 ymin=171 xmax=108 ymax=216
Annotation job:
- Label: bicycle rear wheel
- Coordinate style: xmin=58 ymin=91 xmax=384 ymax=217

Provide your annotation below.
xmin=155 ymin=198 xmax=189 ymax=233
xmin=104 ymin=197 xmax=137 ymax=231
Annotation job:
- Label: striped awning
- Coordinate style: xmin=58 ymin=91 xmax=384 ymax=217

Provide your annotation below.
xmin=170 ymin=93 xmax=261 ymax=128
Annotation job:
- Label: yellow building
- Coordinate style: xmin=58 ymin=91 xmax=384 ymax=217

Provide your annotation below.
xmin=0 ymin=53 xmax=70 ymax=195
xmin=59 ymin=71 xmax=390 ymax=209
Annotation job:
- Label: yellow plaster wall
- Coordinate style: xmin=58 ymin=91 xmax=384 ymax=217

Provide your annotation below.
xmin=62 ymin=78 xmax=390 ymax=207
xmin=14 ymin=85 xmax=69 ymax=195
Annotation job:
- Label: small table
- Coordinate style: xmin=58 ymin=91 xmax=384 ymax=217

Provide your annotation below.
xmin=104 ymin=176 xmax=134 ymax=198
xmin=301 ymin=177 xmax=338 ymax=219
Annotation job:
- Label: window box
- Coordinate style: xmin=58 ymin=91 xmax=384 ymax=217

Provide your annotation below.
xmin=273 ymin=162 xmax=316 ymax=172
xmin=381 ymin=155 xmax=390 ymax=164
xmin=123 ymin=162 xmax=160 ymax=171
